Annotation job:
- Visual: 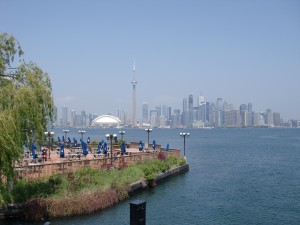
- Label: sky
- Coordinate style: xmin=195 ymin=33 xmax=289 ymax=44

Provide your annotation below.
xmin=1 ymin=0 xmax=299 ymax=120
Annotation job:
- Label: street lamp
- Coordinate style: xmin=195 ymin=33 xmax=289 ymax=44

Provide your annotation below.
xmin=180 ymin=132 xmax=190 ymax=157
xmin=145 ymin=128 xmax=152 ymax=150
xmin=119 ymin=130 xmax=126 ymax=141
xmin=44 ymin=131 xmax=54 ymax=159
xmin=78 ymin=130 xmax=86 ymax=141
xmin=63 ymin=129 xmax=69 ymax=143
xmin=106 ymin=133 xmax=117 ymax=165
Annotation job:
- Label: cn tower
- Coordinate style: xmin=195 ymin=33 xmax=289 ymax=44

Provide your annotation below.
xmin=131 ymin=61 xmax=137 ymax=127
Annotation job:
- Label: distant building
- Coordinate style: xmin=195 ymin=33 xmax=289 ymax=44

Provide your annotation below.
xmin=70 ymin=110 xmax=76 ymax=127
xmin=265 ymin=109 xmax=274 ymax=127
xmin=92 ymin=115 xmax=121 ymax=128
xmin=62 ymin=106 xmax=68 ymax=127
xmin=273 ymin=112 xmax=281 ymax=127
xmin=182 ymin=98 xmax=188 ymax=127
xmin=172 ymin=109 xmax=181 ymax=127
xmin=224 ymin=110 xmax=241 ymax=127
xmin=150 ymin=109 xmax=158 ymax=127
xmin=81 ymin=111 xmax=86 ymax=127
xmin=240 ymin=104 xmax=247 ymax=126
xmin=118 ymin=110 xmax=127 ymax=125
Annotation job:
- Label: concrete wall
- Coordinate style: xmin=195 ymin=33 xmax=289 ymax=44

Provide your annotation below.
xmin=15 ymin=150 xmax=181 ymax=180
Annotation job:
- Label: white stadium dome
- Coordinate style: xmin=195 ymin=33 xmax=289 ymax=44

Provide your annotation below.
xmin=92 ymin=115 xmax=121 ymax=127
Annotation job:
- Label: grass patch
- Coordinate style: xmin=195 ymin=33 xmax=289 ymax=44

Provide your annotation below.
xmin=1 ymin=155 xmax=186 ymax=219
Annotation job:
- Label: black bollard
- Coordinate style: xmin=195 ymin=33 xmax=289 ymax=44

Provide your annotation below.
xmin=130 ymin=200 xmax=146 ymax=225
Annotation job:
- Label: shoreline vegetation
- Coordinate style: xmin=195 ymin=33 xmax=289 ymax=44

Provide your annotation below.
xmin=0 ymin=154 xmax=188 ymax=221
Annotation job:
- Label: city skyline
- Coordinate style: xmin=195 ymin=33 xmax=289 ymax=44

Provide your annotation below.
xmin=1 ymin=1 xmax=299 ymax=120
xmin=55 ymin=92 xmax=291 ymax=129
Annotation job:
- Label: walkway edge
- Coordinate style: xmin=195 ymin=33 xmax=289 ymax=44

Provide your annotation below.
xmin=0 ymin=164 xmax=189 ymax=219
xmin=128 ymin=163 xmax=189 ymax=193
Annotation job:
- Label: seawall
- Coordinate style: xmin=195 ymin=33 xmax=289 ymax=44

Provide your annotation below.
xmin=128 ymin=163 xmax=189 ymax=192
xmin=0 ymin=163 xmax=189 ymax=220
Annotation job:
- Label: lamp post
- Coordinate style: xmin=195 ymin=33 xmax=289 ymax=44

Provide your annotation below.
xmin=145 ymin=128 xmax=152 ymax=150
xmin=106 ymin=134 xmax=117 ymax=166
xmin=78 ymin=130 xmax=86 ymax=141
xmin=44 ymin=131 xmax=54 ymax=159
xmin=63 ymin=129 xmax=69 ymax=144
xmin=119 ymin=130 xmax=126 ymax=141
xmin=180 ymin=132 xmax=190 ymax=157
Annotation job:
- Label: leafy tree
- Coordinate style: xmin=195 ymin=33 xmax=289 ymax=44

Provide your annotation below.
xmin=0 ymin=33 xmax=54 ymax=180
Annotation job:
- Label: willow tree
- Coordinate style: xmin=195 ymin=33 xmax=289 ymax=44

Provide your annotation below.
xmin=0 ymin=33 xmax=54 ymax=179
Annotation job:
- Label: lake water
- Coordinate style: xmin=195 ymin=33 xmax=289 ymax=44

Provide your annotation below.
xmin=5 ymin=128 xmax=300 ymax=225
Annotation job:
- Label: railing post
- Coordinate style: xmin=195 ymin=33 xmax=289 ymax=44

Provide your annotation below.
xmin=130 ymin=200 xmax=146 ymax=225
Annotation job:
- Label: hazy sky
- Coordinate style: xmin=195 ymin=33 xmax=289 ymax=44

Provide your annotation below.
xmin=1 ymin=0 xmax=299 ymax=120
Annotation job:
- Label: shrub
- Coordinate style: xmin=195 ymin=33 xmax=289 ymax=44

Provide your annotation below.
xmin=0 ymin=183 xmax=12 ymax=208
xmin=178 ymin=157 xmax=186 ymax=166
xmin=11 ymin=179 xmax=54 ymax=203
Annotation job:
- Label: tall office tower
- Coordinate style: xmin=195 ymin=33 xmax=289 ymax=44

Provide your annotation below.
xmin=172 ymin=109 xmax=181 ymax=127
xmin=62 ymin=106 xmax=68 ymax=127
xmin=183 ymin=98 xmax=187 ymax=112
xmin=223 ymin=101 xmax=229 ymax=111
xmin=197 ymin=96 xmax=205 ymax=106
xmin=70 ymin=110 xmax=76 ymax=127
xmin=182 ymin=98 xmax=188 ymax=127
xmin=188 ymin=95 xmax=193 ymax=110
xmin=142 ymin=103 xmax=149 ymax=123
xmin=88 ymin=113 xmax=93 ymax=126
xmin=75 ymin=114 xmax=81 ymax=128
xmin=167 ymin=107 xmax=172 ymax=125
xmin=162 ymin=105 xmax=167 ymax=117
xmin=215 ymin=110 xmax=223 ymax=127
xmin=118 ymin=110 xmax=127 ymax=125
xmin=188 ymin=95 xmax=194 ymax=128
xmin=252 ymin=112 xmax=260 ymax=126
xmin=205 ymin=102 xmax=211 ymax=122
xmin=210 ymin=103 xmax=216 ymax=125
xmin=150 ymin=109 xmax=158 ymax=127
xmin=273 ymin=112 xmax=281 ymax=127
xmin=224 ymin=110 xmax=241 ymax=127
xmin=248 ymin=103 xmax=253 ymax=113
xmin=265 ymin=109 xmax=274 ymax=126
xmin=131 ymin=61 xmax=137 ymax=127
xmin=197 ymin=96 xmax=206 ymax=121
xmin=240 ymin=104 xmax=247 ymax=126
xmin=156 ymin=106 xmax=162 ymax=117
xmin=81 ymin=111 xmax=86 ymax=127
xmin=216 ymin=98 xmax=223 ymax=110
xmin=193 ymin=107 xmax=199 ymax=121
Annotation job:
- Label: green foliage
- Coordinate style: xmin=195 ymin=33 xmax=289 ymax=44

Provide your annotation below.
xmin=2 ymin=156 xmax=186 ymax=206
xmin=11 ymin=179 xmax=55 ymax=203
xmin=0 ymin=33 xmax=54 ymax=179
xmin=117 ymin=139 xmax=126 ymax=146
xmin=178 ymin=157 xmax=186 ymax=166
xmin=90 ymin=140 xmax=98 ymax=148
xmin=0 ymin=183 xmax=12 ymax=208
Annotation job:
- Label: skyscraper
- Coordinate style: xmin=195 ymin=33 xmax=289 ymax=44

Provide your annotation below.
xmin=131 ymin=61 xmax=137 ymax=127
xmin=70 ymin=110 xmax=76 ymax=127
xmin=182 ymin=98 xmax=188 ymax=127
xmin=81 ymin=111 xmax=86 ymax=127
xmin=273 ymin=112 xmax=281 ymax=127
xmin=188 ymin=95 xmax=194 ymax=128
xmin=62 ymin=106 xmax=68 ymax=127
xmin=188 ymin=95 xmax=193 ymax=110
xmin=142 ymin=103 xmax=149 ymax=124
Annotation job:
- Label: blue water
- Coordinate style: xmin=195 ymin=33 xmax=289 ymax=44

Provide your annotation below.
xmin=4 ymin=128 xmax=300 ymax=225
